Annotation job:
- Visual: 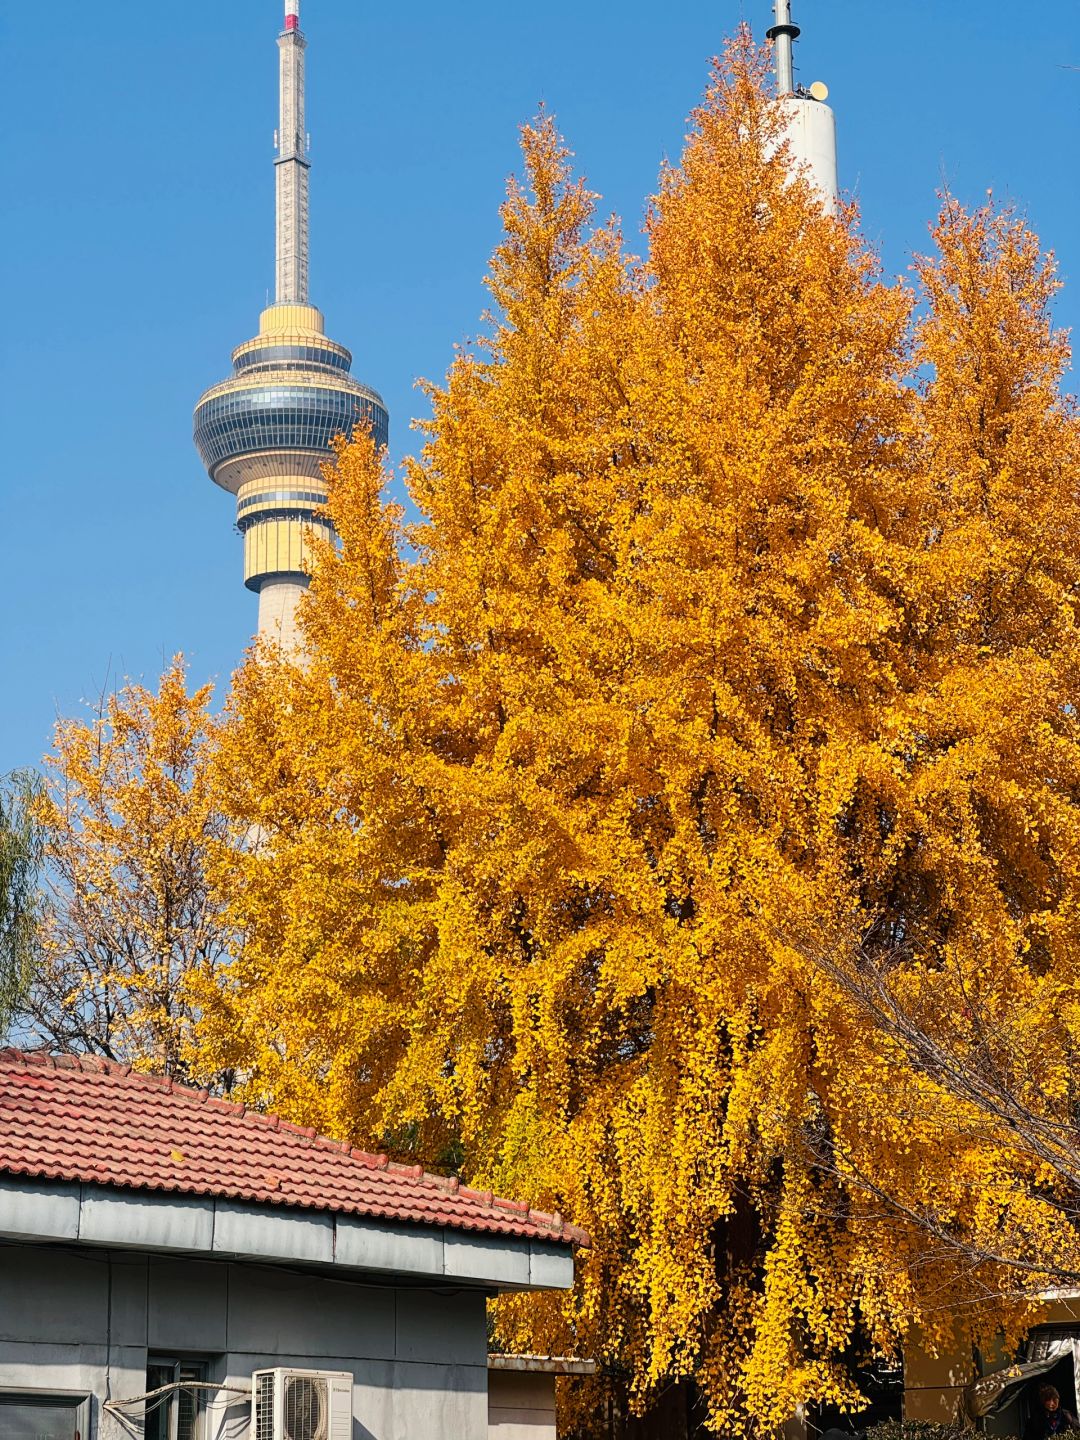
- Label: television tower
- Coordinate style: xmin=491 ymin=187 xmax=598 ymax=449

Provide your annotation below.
xmin=194 ymin=2 xmax=388 ymax=647
xmin=767 ymin=0 xmax=839 ymax=211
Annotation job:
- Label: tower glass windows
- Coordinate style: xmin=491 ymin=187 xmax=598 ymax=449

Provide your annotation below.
xmin=194 ymin=384 xmax=389 ymax=478
xmin=233 ymin=343 xmax=351 ymax=374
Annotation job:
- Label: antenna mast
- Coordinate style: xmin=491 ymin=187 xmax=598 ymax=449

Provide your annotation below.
xmin=764 ymin=0 xmax=839 ymax=213
xmin=767 ymin=0 xmax=801 ymax=96
xmin=275 ymin=1 xmax=310 ymax=303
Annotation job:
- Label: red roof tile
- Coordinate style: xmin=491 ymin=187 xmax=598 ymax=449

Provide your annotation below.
xmin=0 ymin=1050 xmax=588 ymax=1247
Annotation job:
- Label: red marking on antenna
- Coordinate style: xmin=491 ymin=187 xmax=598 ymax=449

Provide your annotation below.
xmin=285 ymin=14 xmax=299 ymax=29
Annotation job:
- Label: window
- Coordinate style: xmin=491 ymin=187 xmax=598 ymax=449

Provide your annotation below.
xmin=1029 ymin=1327 xmax=1080 ymax=1362
xmin=0 ymin=1393 xmax=89 ymax=1440
xmin=145 ymin=1359 xmax=207 ymax=1440
xmin=233 ymin=343 xmax=352 ymax=375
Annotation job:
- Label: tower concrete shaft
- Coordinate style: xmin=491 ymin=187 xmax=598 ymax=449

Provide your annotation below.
xmin=276 ymin=2 xmax=310 ymax=305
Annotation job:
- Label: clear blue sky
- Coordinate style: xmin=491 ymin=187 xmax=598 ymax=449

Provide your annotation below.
xmin=2 ymin=2 xmax=1076 ymax=773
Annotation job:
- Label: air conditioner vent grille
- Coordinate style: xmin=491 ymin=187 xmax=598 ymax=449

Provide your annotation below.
xmin=284 ymin=1375 xmax=327 ymax=1440
xmin=255 ymin=1370 xmax=276 ymax=1440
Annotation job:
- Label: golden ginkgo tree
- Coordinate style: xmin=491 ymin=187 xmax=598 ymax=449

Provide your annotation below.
xmin=27 ymin=659 xmax=234 ymax=1083
xmin=173 ymin=35 xmax=1080 ymax=1434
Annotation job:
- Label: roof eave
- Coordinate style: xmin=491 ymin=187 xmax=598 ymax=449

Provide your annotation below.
xmin=0 ymin=1173 xmax=578 ymax=1292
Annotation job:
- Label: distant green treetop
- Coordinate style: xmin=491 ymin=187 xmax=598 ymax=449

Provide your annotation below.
xmin=0 ymin=770 xmax=43 ymax=1037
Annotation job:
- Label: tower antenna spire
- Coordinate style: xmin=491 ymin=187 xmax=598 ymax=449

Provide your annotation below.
xmin=276 ymin=0 xmax=310 ymax=303
xmin=767 ymin=0 xmax=801 ymax=96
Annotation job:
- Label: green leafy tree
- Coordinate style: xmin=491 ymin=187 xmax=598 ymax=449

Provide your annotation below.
xmin=0 ymin=770 xmax=44 ymax=1037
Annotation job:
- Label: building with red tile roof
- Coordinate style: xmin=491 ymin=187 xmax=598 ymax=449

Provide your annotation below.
xmin=0 ymin=1049 xmax=584 ymax=1440
xmin=0 ymin=1049 xmax=587 ymax=1248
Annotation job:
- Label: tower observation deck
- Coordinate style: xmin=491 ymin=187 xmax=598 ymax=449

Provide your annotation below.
xmin=194 ymin=1 xmax=388 ymax=646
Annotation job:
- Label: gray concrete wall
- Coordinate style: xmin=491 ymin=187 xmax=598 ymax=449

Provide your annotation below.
xmin=0 ymin=1240 xmax=488 ymax=1440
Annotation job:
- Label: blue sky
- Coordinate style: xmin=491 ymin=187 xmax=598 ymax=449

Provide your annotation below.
xmin=2 ymin=2 xmax=1077 ymax=772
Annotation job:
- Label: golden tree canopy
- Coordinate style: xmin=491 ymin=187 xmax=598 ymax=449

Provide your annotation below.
xmin=189 ymin=37 xmax=1080 ymax=1432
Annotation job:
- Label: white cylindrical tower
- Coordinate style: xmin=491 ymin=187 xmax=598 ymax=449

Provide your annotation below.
xmin=778 ymin=92 xmax=838 ymax=212
xmin=766 ymin=0 xmax=839 ymax=214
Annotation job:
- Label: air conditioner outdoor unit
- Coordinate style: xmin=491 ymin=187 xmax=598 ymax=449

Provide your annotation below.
xmin=251 ymin=1368 xmax=352 ymax=1440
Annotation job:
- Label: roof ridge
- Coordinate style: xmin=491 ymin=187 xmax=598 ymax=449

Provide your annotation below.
xmin=1 ymin=1048 xmax=202 ymax=1097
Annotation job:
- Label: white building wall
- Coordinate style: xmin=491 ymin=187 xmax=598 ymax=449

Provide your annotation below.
xmin=0 ymin=1241 xmax=489 ymax=1440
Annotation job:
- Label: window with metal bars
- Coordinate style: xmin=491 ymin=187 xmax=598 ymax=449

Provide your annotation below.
xmin=144 ymin=1358 xmax=207 ymax=1440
